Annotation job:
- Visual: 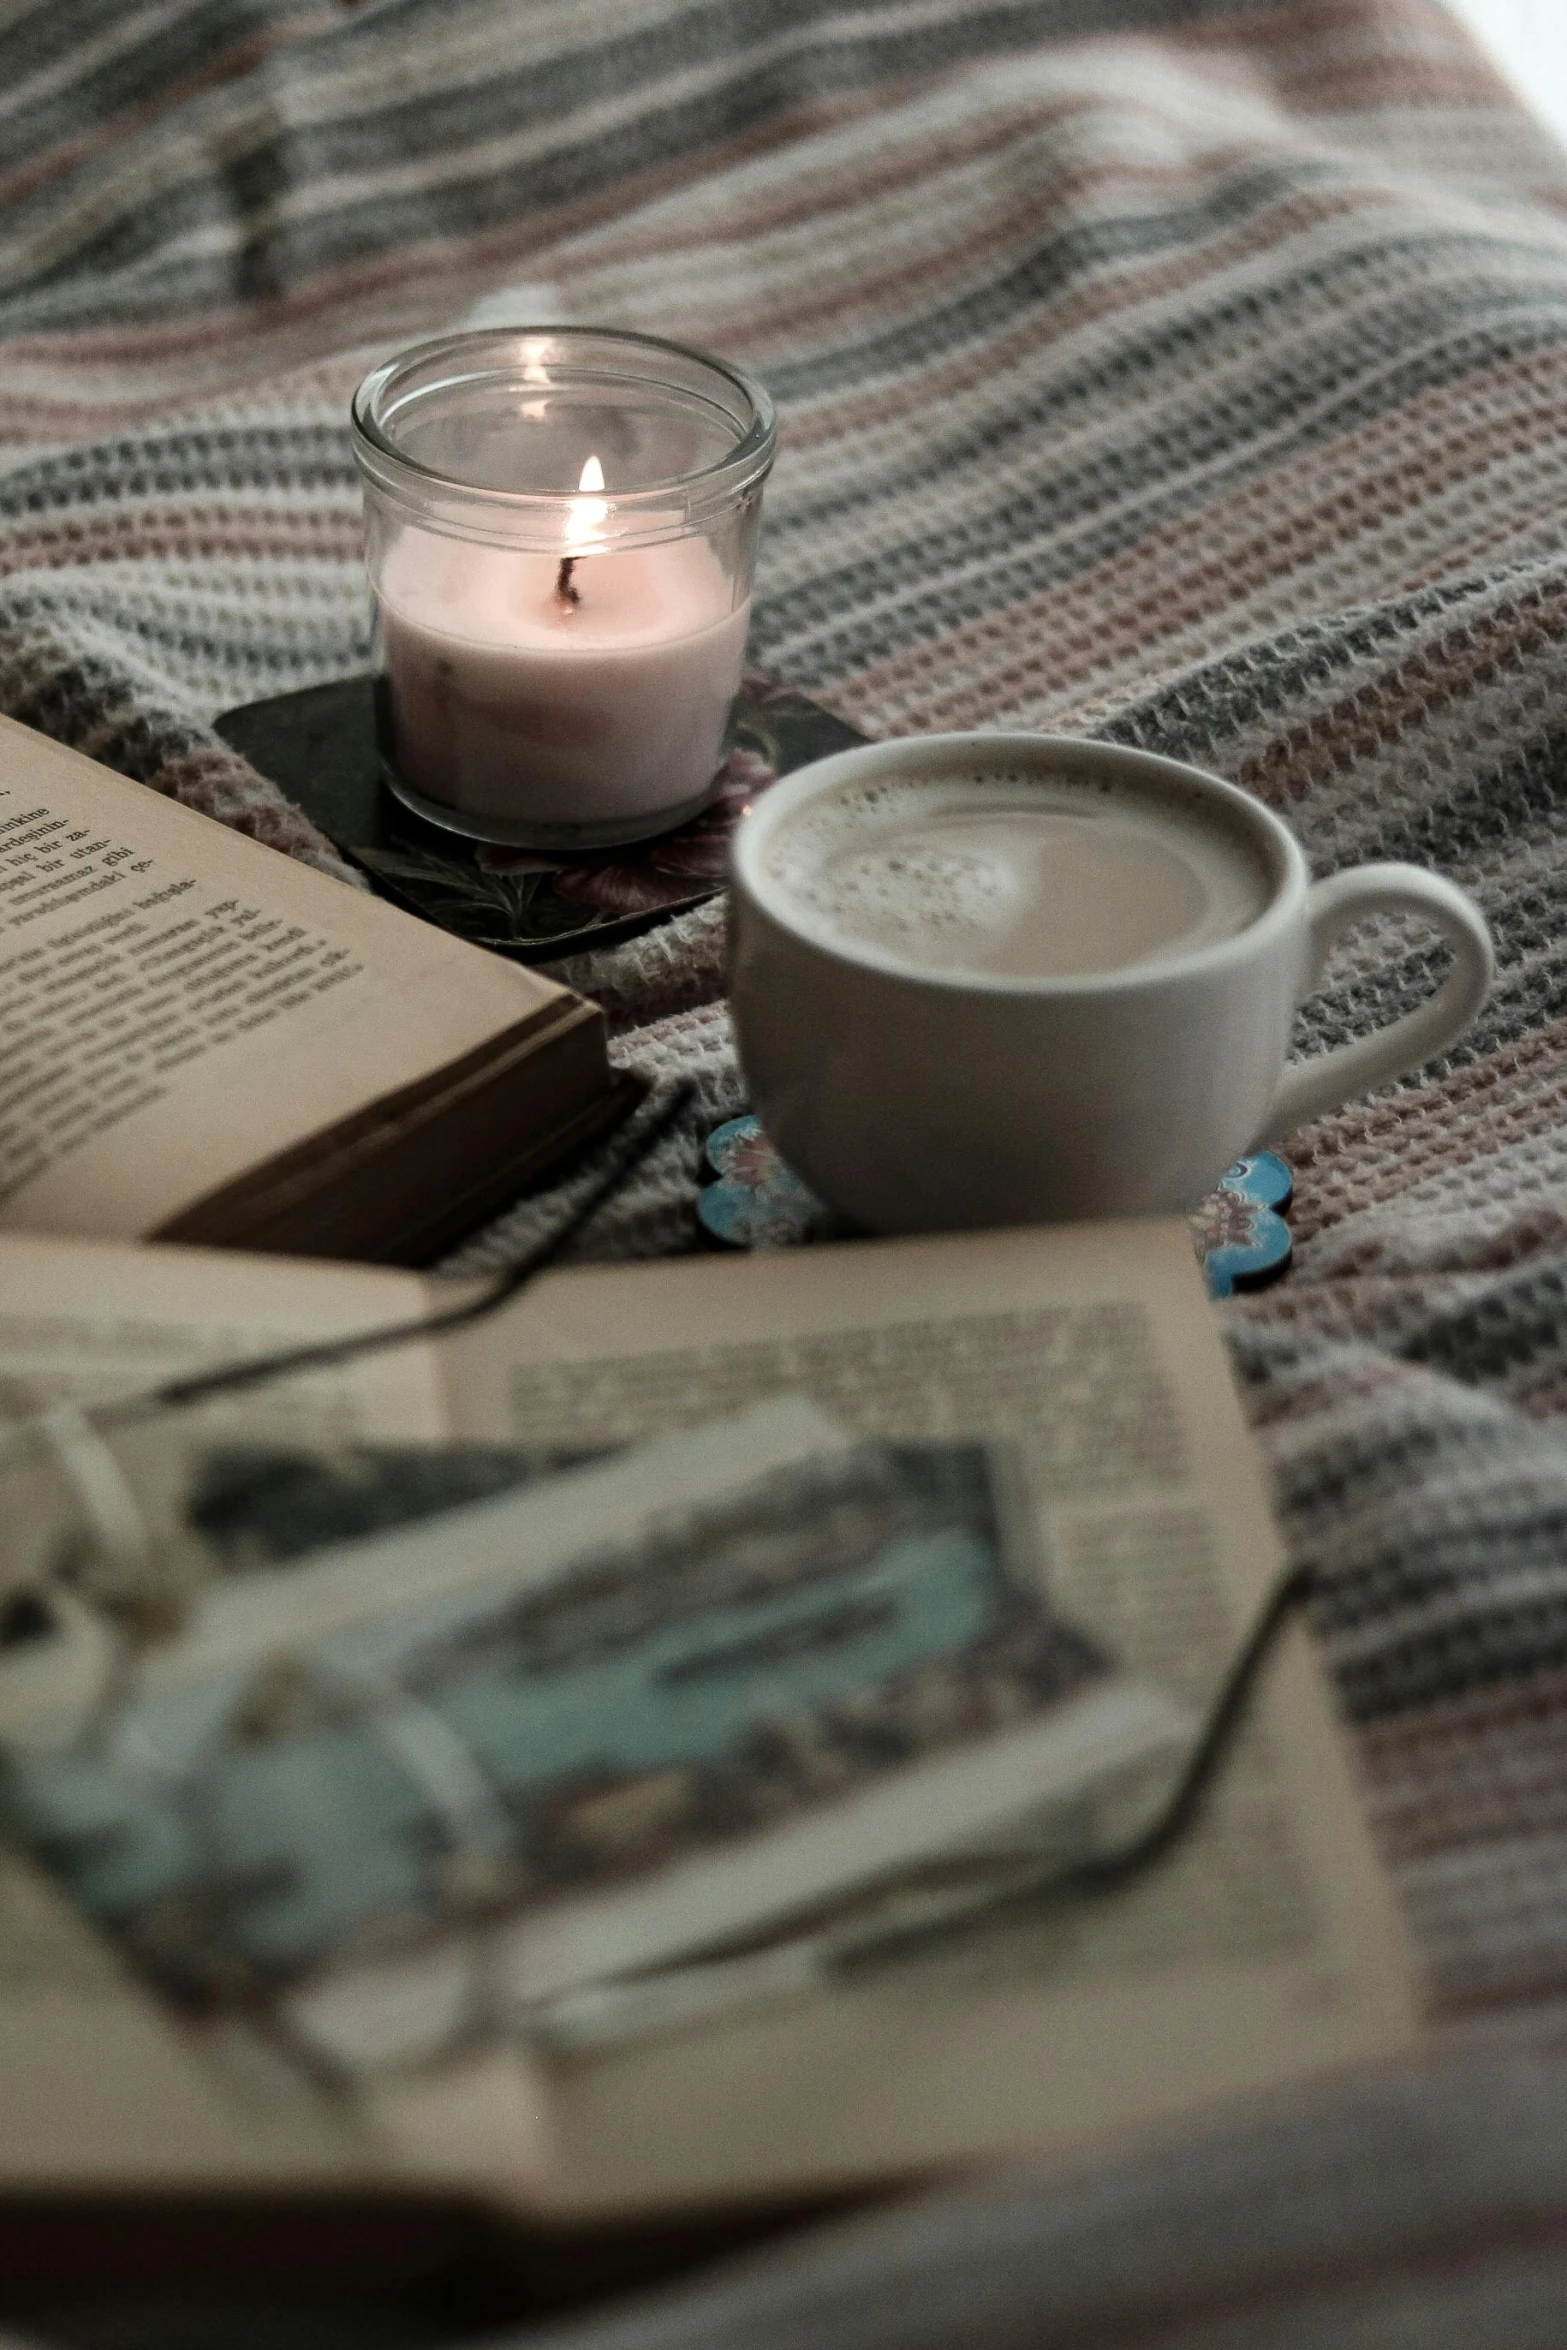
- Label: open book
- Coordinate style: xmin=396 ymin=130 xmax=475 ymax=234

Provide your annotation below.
xmin=0 ymin=717 xmax=621 ymax=1261
xmin=0 ymin=1220 xmax=1417 ymax=2227
xmin=2 ymin=1393 xmax=1198 ymax=2070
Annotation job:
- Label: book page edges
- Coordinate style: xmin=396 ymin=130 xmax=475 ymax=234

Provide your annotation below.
xmin=0 ymin=714 xmax=596 ymax=1249
xmin=152 ymin=999 xmax=625 ymax=1263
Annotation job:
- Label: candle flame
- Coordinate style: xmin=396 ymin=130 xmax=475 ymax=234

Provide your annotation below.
xmin=564 ymin=453 xmax=609 ymax=551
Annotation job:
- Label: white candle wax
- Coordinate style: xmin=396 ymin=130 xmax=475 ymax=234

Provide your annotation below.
xmin=376 ymin=525 xmax=750 ymax=834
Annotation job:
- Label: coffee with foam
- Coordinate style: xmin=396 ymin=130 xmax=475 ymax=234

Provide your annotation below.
xmin=761 ymin=766 xmax=1274 ymax=980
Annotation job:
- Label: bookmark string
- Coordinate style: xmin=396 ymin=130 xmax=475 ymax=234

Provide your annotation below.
xmin=73 ymin=1077 xmax=699 ymax=1441
xmin=521 ymin=1561 xmax=1320 ymax=2053
xmin=294 ymin=1557 xmax=1321 ymax=2072
xmin=844 ymin=1561 xmax=1317 ymax=1949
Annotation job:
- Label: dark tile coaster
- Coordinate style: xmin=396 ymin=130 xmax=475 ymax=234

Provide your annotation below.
xmin=216 ymin=671 xmax=868 ymax=963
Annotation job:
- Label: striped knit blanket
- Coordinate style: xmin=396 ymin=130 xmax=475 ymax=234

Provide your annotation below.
xmin=6 ymin=0 xmax=1567 ymax=2210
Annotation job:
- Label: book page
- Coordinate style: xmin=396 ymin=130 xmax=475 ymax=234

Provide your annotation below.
xmin=0 ymin=717 xmax=569 ymax=1240
xmin=0 ymin=1232 xmax=442 ymax=2188
xmin=0 ymin=1231 xmax=444 ymax=1432
xmin=437 ymin=1222 xmax=1417 ymax=2213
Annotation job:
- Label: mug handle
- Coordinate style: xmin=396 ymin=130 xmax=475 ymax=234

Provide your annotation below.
xmin=1262 ymin=863 xmax=1495 ymax=1140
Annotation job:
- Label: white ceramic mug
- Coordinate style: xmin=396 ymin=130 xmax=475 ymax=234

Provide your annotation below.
xmin=727 ymin=733 xmax=1495 ymax=1233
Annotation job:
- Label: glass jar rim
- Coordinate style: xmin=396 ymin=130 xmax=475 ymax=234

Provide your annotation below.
xmin=351 ymin=325 xmax=776 ymax=546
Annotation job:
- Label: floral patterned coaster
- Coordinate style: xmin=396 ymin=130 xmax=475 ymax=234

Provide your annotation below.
xmin=697 ymin=1116 xmax=1293 ymax=1298
xmin=216 ymin=670 xmax=868 ymax=963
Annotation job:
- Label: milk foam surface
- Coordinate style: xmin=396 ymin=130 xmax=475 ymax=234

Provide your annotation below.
xmin=763 ymin=770 xmax=1273 ymax=978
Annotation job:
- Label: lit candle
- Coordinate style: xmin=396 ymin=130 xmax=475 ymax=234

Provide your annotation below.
xmin=376 ymin=458 xmax=750 ymax=840
xmin=353 ymin=329 xmax=776 ymax=849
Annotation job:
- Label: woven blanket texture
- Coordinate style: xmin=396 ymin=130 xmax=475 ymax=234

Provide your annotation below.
xmin=6 ymin=0 xmax=1567 ymax=2068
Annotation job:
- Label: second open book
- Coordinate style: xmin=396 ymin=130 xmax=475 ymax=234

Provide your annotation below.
xmin=0 ymin=1219 xmax=1415 ymax=2221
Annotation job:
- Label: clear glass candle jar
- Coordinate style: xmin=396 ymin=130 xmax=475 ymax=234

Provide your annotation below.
xmin=351 ymin=327 xmax=777 ymax=849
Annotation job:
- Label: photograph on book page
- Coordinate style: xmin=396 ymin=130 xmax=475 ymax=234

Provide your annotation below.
xmin=0 ymin=1395 xmax=1186 ymax=2078
xmin=415 ymin=1227 xmax=1416 ymax=2210
xmin=452 ymin=1235 xmax=1324 ymax=2000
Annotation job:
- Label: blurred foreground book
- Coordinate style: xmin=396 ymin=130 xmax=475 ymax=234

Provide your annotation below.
xmin=0 ymin=1221 xmax=1415 ymax=2228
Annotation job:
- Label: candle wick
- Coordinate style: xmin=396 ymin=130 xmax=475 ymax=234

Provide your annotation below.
xmin=555 ymin=556 xmax=581 ymax=607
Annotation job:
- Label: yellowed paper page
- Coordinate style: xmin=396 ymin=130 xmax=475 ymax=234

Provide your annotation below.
xmin=440 ymin=1222 xmax=1417 ymax=2214
xmin=0 ymin=1230 xmax=444 ymax=1434
xmin=0 ymin=717 xmax=568 ymax=1240
xmin=0 ymin=1231 xmax=442 ymax=2189
xmin=0 ymin=1859 xmax=375 ymax=2190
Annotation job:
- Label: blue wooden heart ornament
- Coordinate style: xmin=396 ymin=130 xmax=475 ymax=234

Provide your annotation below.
xmin=697 ymin=1117 xmax=1293 ymax=1297
xmin=1192 ymin=1152 xmax=1294 ymax=1296
xmin=696 ymin=1116 xmax=850 ymax=1248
